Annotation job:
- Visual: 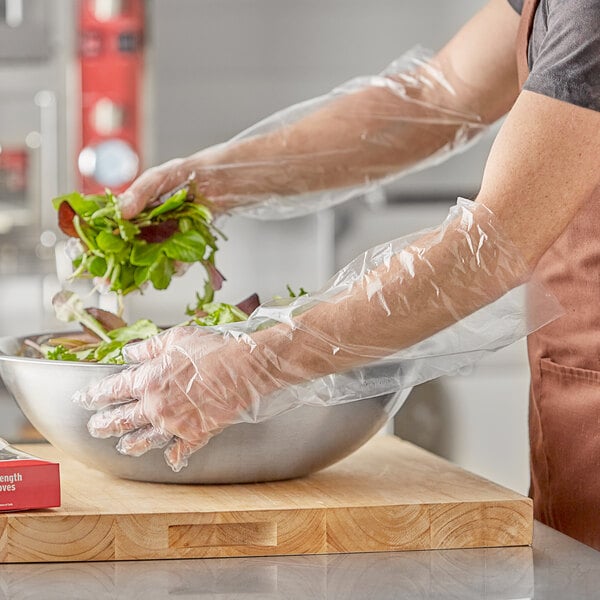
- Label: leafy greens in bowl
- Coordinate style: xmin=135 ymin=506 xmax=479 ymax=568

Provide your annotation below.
xmin=20 ymin=289 xmax=260 ymax=364
xmin=0 ymin=330 xmax=410 ymax=484
xmin=0 ymin=186 xmax=411 ymax=483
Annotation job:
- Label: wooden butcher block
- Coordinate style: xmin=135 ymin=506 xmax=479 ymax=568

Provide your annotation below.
xmin=0 ymin=437 xmax=532 ymax=563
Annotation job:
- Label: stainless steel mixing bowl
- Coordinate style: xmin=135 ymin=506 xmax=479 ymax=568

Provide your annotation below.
xmin=0 ymin=332 xmax=410 ymax=484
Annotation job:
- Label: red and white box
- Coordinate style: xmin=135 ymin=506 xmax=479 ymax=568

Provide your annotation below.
xmin=0 ymin=440 xmax=60 ymax=512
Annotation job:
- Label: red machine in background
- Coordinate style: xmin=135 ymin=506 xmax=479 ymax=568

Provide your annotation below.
xmin=0 ymin=149 xmax=28 ymax=200
xmin=77 ymin=0 xmax=144 ymax=194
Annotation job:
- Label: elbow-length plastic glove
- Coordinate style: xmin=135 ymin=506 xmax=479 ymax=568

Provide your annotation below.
xmin=119 ymin=47 xmax=486 ymax=220
xmin=74 ymin=199 xmax=562 ymax=472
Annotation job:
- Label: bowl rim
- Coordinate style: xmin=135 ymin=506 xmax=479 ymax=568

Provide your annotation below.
xmin=0 ymin=331 xmax=129 ymax=369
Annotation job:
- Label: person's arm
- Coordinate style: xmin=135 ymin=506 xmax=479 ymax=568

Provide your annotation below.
xmin=78 ymin=1 xmax=600 ymax=472
xmin=121 ymin=0 xmax=520 ymax=218
xmin=81 ymin=89 xmax=600 ymax=472
xmin=259 ymin=90 xmax=600 ymax=380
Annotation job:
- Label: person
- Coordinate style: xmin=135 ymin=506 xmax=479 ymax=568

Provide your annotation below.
xmin=76 ymin=0 xmax=600 ymax=549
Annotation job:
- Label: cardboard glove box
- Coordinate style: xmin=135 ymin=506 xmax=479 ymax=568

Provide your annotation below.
xmin=0 ymin=440 xmax=60 ymax=512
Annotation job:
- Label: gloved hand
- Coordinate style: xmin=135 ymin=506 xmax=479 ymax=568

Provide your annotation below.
xmin=74 ymin=327 xmax=285 ymax=472
xmin=73 ymin=199 xmax=562 ymax=472
xmin=118 ymin=47 xmax=485 ymax=220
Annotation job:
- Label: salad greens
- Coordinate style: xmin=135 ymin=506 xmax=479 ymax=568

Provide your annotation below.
xmin=27 ymin=290 xmax=255 ymax=364
xmin=46 ymin=345 xmax=78 ymax=362
xmin=190 ymin=300 xmax=249 ymax=327
xmin=286 ymin=284 xmax=308 ymax=298
xmin=31 ymin=283 xmax=305 ymax=364
xmin=42 ymin=185 xmax=309 ymax=364
xmin=52 ymin=290 xmax=112 ymax=342
xmin=54 ymin=185 xmax=223 ymax=301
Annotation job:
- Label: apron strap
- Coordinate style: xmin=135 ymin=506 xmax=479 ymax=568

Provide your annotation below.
xmin=516 ymin=0 xmax=540 ymax=88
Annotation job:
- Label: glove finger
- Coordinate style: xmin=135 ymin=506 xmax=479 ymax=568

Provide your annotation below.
xmin=87 ymin=401 xmax=148 ymax=438
xmin=119 ymin=161 xmax=186 ymax=219
xmin=118 ymin=190 xmax=145 ymax=220
xmin=164 ymin=434 xmax=215 ymax=473
xmin=123 ymin=334 xmax=166 ymax=363
xmin=72 ymin=369 xmax=137 ymax=410
xmin=116 ymin=425 xmax=173 ymax=457
xmin=124 ymin=326 xmax=217 ymax=363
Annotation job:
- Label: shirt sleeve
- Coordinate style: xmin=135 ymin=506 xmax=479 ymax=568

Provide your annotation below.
xmin=524 ymin=0 xmax=600 ymax=112
xmin=507 ymin=0 xmax=523 ymax=14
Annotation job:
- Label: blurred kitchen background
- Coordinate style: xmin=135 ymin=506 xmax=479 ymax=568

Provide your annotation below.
xmin=0 ymin=0 xmax=531 ymax=494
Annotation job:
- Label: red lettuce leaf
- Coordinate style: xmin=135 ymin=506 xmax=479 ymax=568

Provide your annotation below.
xmin=137 ymin=219 xmax=179 ymax=243
xmin=84 ymin=307 xmax=127 ymax=332
xmin=58 ymin=202 xmax=79 ymax=238
xmin=235 ymin=293 xmax=260 ymax=316
xmin=203 ymin=261 xmax=226 ymax=291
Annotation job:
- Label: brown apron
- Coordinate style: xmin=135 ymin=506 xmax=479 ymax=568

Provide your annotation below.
xmin=519 ymin=0 xmax=600 ymax=549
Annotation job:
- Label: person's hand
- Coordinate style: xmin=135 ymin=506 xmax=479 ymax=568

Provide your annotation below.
xmin=119 ymin=157 xmax=195 ymax=219
xmin=72 ymin=326 xmax=280 ymax=472
xmin=118 ymin=149 xmax=228 ymax=219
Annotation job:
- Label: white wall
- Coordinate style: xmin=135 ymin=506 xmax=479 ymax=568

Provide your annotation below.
xmin=150 ymin=0 xmax=487 ymax=161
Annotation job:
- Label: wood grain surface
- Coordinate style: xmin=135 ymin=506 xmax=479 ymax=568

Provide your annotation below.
xmin=0 ymin=437 xmax=532 ymax=563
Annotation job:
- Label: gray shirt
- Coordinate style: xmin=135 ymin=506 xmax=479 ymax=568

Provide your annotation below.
xmin=507 ymin=0 xmax=600 ymax=112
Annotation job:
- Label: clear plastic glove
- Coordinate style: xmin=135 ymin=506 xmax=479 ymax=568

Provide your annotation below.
xmin=74 ymin=328 xmax=273 ymax=471
xmin=73 ymin=199 xmax=562 ymax=472
xmin=119 ymin=47 xmax=485 ymax=220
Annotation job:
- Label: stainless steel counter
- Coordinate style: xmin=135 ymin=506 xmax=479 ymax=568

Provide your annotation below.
xmin=0 ymin=522 xmax=597 ymax=599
